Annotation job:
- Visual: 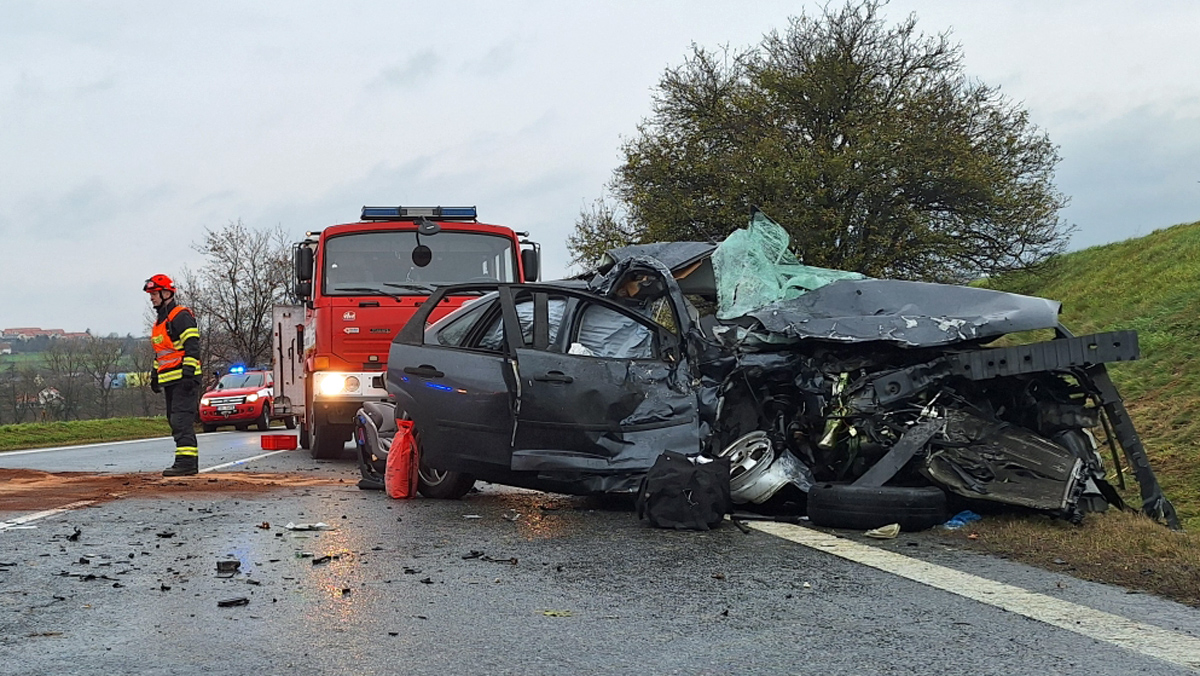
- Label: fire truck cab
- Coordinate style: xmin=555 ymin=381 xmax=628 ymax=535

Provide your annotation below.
xmin=280 ymin=206 xmax=539 ymax=459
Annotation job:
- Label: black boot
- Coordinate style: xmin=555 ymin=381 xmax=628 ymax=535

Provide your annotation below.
xmin=163 ymin=455 xmax=199 ymax=477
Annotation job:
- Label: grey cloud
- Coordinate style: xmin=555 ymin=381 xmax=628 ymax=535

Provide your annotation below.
xmin=1057 ymin=105 xmax=1200 ymax=249
xmin=463 ymin=41 xmax=518 ymax=78
xmin=372 ymin=50 xmax=441 ymax=89
xmin=11 ymin=178 xmax=176 ymax=240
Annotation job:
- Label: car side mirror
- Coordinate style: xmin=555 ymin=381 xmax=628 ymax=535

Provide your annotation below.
xmin=521 ymin=248 xmax=540 ymax=282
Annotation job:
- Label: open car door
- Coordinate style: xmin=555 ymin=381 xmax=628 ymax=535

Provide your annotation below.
xmin=386 ymin=289 xmax=516 ymax=475
xmin=499 ymin=285 xmax=702 ymax=493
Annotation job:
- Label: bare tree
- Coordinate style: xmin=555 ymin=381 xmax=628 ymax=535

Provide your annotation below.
xmin=79 ymin=335 xmax=126 ymax=419
xmin=43 ymin=338 xmax=88 ymax=421
xmin=0 ymin=363 xmax=38 ymax=424
xmin=180 ymin=220 xmax=293 ymax=370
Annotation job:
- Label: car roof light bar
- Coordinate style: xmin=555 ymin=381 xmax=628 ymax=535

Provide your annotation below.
xmin=360 ymin=206 xmax=477 ymax=221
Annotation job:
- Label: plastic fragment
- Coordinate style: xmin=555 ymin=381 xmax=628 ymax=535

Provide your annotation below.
xmin=941 ymin=510 xmax=983 ymax=530
xmin=217 ymin=597 xmax=249 ymax=608
xmin=284 ymin=522 xmax=332 ymax=531
xmin=864 ymin=523 xmax=901 ymax=539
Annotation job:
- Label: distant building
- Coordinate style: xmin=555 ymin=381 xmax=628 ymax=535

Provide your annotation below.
xmin=1 ymin=327 xmax=75 ymax=341
xmin=0 ymin=342 xmax=11 ymax=355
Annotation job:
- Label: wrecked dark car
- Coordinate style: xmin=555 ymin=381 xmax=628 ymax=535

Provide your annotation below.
xmin=380 ymin=210 xmax=1179 ymax=530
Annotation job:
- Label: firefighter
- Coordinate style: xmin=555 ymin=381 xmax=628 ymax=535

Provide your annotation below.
xmin=145 ymin=274 xmax=202 ymax=476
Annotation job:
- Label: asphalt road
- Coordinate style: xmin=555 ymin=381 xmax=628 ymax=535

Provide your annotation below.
xmin=2 ymin=434 xmax=1199 ymax=675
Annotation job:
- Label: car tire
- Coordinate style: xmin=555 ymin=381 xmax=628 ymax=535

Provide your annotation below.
xmin=418 ymin=462 xmax=476 ymax=500
xmin=202 ymin=424 xmax=216 ymax=433
xmin=807 ymin=483 xmax=948 ymax=532
xmin=255 ymin=406 xmax=271 ymax=432
xmin=284 ymin=416 xmax=297 ymax=430
xmin=311 ymin=422 xmax=348 ymax=460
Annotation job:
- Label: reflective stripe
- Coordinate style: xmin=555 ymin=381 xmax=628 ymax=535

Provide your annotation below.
xmin=182 ymin=357 xmax=201 ymax=370
xmin=158 ymin=369 xmax=183 ymax=383
xmin=179 ymin=328 xmax=200 ymax=342
xmin=175 ymin=447 xmax=198 ymax=457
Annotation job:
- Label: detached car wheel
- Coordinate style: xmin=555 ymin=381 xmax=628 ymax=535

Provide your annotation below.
xmin=807 ymin=483 xmax=948 ymax=532
xmin=417 ymin=462 xmax=475 ymax=500
xmin=284 ymin=416 xmax=297 ymax=430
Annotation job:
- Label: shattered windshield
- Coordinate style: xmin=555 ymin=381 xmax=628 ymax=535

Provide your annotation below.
xmin=323 ymin=231 xmax=516 ymax=295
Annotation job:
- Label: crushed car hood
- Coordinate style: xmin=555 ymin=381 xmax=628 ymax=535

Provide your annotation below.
xmin=741 ymin=278 xmax=1062 ymax=347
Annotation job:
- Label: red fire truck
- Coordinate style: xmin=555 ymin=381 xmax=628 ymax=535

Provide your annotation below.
xmin=274 ymin=206 xmax=539 ymax=458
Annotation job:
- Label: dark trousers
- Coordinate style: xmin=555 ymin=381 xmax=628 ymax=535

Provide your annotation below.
xmin=164 ymin=379 xmax=199 ymax=455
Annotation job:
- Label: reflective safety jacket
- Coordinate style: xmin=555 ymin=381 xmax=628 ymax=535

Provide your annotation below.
xmin=152 ymin=302 xmax=201 ymax=386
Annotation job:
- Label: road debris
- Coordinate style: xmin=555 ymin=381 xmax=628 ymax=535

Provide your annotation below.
xmin=284 ymin=522 xmax=332 ymax=531
xmin=942 ymin=511 xmax=983 ymax=530
xmin=216 ymin=560 xmax=241 ymax=577
xmin=217 ymin=597 xmax=250 ymax=608
xmin=865 ymin=523 xmax=901 ymax=539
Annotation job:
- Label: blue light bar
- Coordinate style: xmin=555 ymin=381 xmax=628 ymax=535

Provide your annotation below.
xmin=360 ymin=206 xmax=477 ymax=221
xmin=229 ymin=365 xmax=246 ymax=374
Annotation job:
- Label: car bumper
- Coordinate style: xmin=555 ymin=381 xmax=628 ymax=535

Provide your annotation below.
xmin=199 ymin=403 xmax=264 ymax=424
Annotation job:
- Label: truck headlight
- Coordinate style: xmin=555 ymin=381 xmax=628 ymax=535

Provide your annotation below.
xmin=200 ymin=397 xmax=211 ymax=406
xmin=315 ymin=372 xmax=363 ymax=396
xmin=246 ymin=393 xmax=259 ymax=403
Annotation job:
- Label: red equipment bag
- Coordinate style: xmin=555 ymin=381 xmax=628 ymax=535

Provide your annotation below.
xmin=385 ymin=420 xmax=419 ymax=499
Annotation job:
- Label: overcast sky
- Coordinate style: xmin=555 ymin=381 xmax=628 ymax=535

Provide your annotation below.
xmin=3 ymin=1 xmax=1197 ymax=336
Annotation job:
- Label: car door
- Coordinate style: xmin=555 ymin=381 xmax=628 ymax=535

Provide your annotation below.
xmin=386 ymin=290 xmax=516 ymax=474
xmin=508 ymin=287 xmax=701 ymax=483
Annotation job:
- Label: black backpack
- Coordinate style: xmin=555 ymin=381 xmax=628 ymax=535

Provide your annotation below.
xmin=636 ymin=451 xmax=731 ymax=530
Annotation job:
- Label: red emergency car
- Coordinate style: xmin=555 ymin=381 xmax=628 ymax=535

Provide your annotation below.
xmin=198 ymin=367 xmax=297 ymax=432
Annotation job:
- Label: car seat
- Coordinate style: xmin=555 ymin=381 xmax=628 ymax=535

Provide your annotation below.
xmin=355 ymin=400 xmax=397 ymax=489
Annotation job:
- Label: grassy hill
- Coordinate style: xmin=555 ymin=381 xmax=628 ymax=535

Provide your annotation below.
xmin=981 ymin=220 xmax=1200 ymax=530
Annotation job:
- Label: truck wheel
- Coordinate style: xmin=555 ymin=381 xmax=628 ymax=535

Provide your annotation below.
xmin=256 ymin=406 xmax=271 ymax=432
xmin=807 ymin=483 xmax=948 ymax=532
xmin=284 ymin=416 xmax=297 ymax=430
xmin=418 ymin=463 xmax=476 ymax=500
xmin=299 ymin=422 xmax=311 ymax=449
xmin=311 ymin=423 xmax=348 ymax=460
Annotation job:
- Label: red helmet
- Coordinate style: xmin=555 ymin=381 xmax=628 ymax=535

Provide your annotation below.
xmin=143 ymin=274 xmax=176 ymax=293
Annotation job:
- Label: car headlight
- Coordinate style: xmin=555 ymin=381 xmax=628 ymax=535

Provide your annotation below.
xmin=246 ymin=393 xmax=259 ymax=403
xmin=200 ymin=397 xmax=211 ymax=406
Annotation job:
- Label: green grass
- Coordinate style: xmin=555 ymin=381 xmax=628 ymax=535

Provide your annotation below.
xmin=981 ymin=219 xmax=1200 ymax=531
xmin=0 ymin=417 xmax=172 ymax=452
xmin=0 ymin=352 xmax=47 ymax=368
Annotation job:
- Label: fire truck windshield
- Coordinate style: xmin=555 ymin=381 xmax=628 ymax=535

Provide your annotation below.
xmin=323 ymin=231 xmax=517 ymax=295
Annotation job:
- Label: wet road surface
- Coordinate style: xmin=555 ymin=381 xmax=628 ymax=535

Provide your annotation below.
xmin=2 ymin=435 xmax=1198 ymax=675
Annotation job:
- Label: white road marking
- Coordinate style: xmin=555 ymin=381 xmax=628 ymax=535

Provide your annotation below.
xmin=0 ymin=500 xmax=96 ymax=531
xmin=751 ymin=521 xmax=1200 ymax=673
xmin=0 ymin=432 xmax=233 ymax=456
xmin=200 ymin=450 xmax=292 ymax=472
xmin=0 ymin=448 xmax=291 ymax=532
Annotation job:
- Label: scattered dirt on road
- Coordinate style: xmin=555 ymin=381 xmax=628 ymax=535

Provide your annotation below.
xmin=0 ymin=468 xmax=346 ymax=512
